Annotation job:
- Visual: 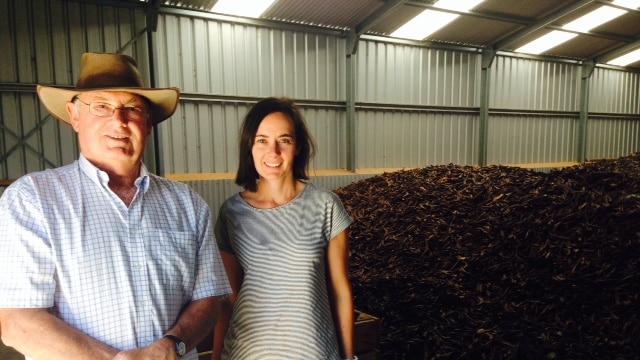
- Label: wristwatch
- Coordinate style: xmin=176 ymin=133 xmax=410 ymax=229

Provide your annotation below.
xmin=164 ymin=334 xmax=186 ymax=358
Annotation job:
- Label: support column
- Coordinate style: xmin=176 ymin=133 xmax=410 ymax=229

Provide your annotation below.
xmin=578 ymin=61 xmax=595 ymax=163
xmin=346 ymin=30 xmax=357 ymax=172
xmin=479 ymin=49 xmax=495 ymax=166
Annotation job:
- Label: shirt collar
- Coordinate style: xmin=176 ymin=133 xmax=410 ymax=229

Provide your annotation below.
xmin=78 ymin=153 xmax=150 ymax=194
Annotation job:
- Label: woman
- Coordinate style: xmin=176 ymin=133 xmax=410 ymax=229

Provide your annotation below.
xmin=212 ymin=97 xmax=357 ymax=360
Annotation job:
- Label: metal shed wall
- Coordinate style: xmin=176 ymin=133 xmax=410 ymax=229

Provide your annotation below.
xmin=489 ymin=57 xmax=580 ymax=112
xmin=0 ymin=0 xmax=151 ymax=196
xmin=3 ymin=1 xmax=640 ymax=202
xmin=485 ymin=56 xmax=581 ymax=166
xmin=357 ymin=41 xmax=480 ymax=107
xmin=160 ymin=100 xmax=347 ymax=174
xmin=155 ymin=15 xmax=346 ymax=100
xmin=487 ymin=114 xmax=578 ymax=165
xmin=587 ymin=67 xmax=640 ymax=160
xmin=355 ymin=109 xmax=479 ymax=168
xmin=590 ymin=67 xmax=640 ymax=114
xmin=587 ymin=116 xmax=640 ymax=160
xmin=354 ymin=39 xmax=481 ymax=169
xmin=153 ymin=12 xmax=348 ymax=174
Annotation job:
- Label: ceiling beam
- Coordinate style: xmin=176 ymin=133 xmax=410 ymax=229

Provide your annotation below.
xmin=355 ymin=0 xmax=407 ymax=36
xmin=404 ymin=1 xmax=629 ymax=48
xmin=491 ymin=0 xmax=597 ymax=52
xmin=348 ymin=0 xmax=408 ymax=54
xmin=405 ymin=1 xmax=532 ymax=25
xmin=594 ymin=40 xmax=640 ymax=64
xmin=545 ymin=25 xmax=639 ymax=43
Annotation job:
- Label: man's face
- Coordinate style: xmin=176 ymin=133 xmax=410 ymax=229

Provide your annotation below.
xmin=67 ymin=91 xmax=152 ymax=173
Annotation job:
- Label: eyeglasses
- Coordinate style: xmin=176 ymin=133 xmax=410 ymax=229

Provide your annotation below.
xmin=75 ymin=99 xmax=149 ymax=122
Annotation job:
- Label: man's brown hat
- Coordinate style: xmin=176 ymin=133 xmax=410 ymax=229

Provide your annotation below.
xmin=37 ymin=52 xmax=179 ymax=126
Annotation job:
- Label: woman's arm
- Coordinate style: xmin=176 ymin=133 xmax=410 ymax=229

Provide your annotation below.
xmin=211 ymin=251 xmax=244 ymax=360
xmin=327 ymin=230 xmax=356 ymax=360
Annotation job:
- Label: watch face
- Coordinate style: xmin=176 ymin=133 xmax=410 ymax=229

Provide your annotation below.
xmin=177 ymin=341 xmax=186 ymax=356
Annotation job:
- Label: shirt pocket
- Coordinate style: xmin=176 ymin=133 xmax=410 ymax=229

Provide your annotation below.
xmin=147 ymin=230 xmax=198 ymax=295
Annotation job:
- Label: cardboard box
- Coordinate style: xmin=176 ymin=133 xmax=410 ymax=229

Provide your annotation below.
xmin=354 ymin=310 xmax=381 ymax=354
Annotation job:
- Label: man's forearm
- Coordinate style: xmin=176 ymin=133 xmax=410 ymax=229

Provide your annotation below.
xmin=111 ymin=298 xmax=221 ymax=360
xmin=0 ymin=308 xmax=118 ymax=360
xmin=165 ymin=296 xmax=221 ymax=351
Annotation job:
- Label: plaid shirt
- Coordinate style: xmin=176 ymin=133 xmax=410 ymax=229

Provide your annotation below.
xmin=0 ymin=154 xmax=231 ymax=359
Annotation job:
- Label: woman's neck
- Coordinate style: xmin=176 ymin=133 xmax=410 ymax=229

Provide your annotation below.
xmin=243 ymin=179 xmax=305 ymax=209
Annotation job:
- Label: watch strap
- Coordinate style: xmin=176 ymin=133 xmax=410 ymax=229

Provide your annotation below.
xmin=163 ymin=334 xmax=186 ymax=357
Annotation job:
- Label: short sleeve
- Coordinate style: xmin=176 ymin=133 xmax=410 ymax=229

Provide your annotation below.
xmin=328 ymin=189 xmax=352 ymax=241
xmin=215 ymin=201 xmax=235 ymax=255
xmin=0 ymin=179 xmax=56 ymax=308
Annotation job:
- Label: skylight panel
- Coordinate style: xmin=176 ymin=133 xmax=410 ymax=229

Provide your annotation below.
xmin=435 ymin=0 xmax=484 ymax=12
xmin=211 ymin=0 xmax=275 ymax=18
xmin=613 ymin=0 xmax=640 ymax=10
xmin=515 ymin=0 xmax=638 ymax=55
xmin=515 ymin=31 xmax=577 ymax=55
xmin=562 ymin=6 xmax=626 ymax=32
xmin=515 ymin=0 xmax=640 ymax=55
xmin=391 ymin=10 xmax=458 ymax=40
xmin=607 ymin=48 xmax=640 ymax=66
xmin=390 ymin=0 xmax=484 ymax=41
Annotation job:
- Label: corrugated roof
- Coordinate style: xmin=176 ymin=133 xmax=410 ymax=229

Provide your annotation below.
xmin=154 ymin=0 xmax=640 ymax=69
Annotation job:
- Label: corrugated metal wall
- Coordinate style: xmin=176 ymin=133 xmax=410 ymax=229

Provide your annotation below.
xmin=0 ymin=0 xmax=150 ymax=184
xmin=354 ymin=41 xmax=480 ymax=168
xmin=490 ymin=57 xmax=580 ymax=111
xmin=590 ymin=67 xmax=640 ymax=114
xmin=153 ymin=14 xmax=484 ymax=173
xmin=587 ymin=116 xmax=640 ymax=159
xmin=487 ymin=114 xmax=578 ymax=165
xmin=587 ymin=68 xmax=640 ymax=160
xmin=153 ymin=12 xmax=347 ymax=174
xmin=155 ymin=16 xmax=346 ymax=100
xmin=486 ymin=56 xmax=581 ymax=165
xmin=159 ymin=100 xmax=347 ymax=173
xmin=355 ymin=110 xmax=478 ymax=168
xmin=357 ymin=42 xmax=479 ymax=107
xmin=2 ymin=1 xmax=640 ymax=204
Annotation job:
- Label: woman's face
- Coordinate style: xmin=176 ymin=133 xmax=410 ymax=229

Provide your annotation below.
xmin=251 ymin=111 xmax=298 ymax=182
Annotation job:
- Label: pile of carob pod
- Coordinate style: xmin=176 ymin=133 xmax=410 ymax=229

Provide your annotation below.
xmin=335 ymin=155 xmax=640 ymax=360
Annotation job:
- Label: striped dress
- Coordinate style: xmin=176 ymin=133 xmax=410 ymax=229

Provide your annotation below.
xmin=215 ymin=182 xmax=352 ymax=360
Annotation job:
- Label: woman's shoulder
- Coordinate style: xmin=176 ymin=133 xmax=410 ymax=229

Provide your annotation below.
xmin=221 ymin=192 xmax=245 ymax=208
xmin=301 ymin=181 xmax=342 ymax=203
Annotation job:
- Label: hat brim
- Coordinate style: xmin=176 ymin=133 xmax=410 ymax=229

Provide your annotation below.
xmin=37 ymin=85 xmax=180 ymax=126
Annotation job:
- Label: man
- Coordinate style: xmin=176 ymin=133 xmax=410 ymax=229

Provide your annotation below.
xmin=0 ymin=53 xmax=231 ymax=360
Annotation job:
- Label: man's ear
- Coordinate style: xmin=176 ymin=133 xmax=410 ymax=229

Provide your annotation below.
xmin=66 ymin=102 xmax=80 ymax=132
